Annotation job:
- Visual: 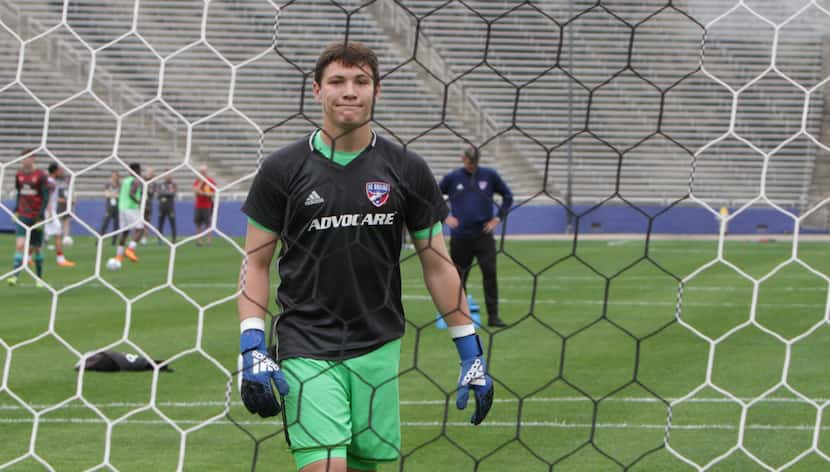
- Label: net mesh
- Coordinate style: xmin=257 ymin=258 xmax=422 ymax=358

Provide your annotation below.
xmin=0 ymin=0 xmax=828 ymax=470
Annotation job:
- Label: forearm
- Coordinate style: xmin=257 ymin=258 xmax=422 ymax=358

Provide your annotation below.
xmin=38 ymin=188 xmax=48 ymax=219
xmin=423 ymin=260 xmax=471 ymax=327
xmin=238 ymin=259 xmax=271 ymax=322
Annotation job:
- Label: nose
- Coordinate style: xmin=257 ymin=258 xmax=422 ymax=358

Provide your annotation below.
xmin=343 ymin=80 xmax=358 ymax=98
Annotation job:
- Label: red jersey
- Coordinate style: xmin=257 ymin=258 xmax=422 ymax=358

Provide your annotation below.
xmin=193 ymin=177 xmax=216 ymax=209
xmin=15 ymin=169 xmax=49 ymax=219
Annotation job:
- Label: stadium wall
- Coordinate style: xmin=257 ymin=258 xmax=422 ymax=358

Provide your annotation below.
xmin=0 ymin=200 xmax=811 ymax=237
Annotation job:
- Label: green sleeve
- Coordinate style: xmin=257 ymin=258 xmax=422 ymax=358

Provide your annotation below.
xmin=247 ymin=217 xmax=276 ymax=234
xmin=410 ymin=221 xmax=443 ymax=240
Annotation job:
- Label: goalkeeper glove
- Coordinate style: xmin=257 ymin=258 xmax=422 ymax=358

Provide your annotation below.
xmin=454 ymin=333 xmax=494 ymax=425
xmin=239 ymin=325 xmax=289 ymax=418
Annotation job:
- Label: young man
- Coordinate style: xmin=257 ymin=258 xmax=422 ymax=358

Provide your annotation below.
xmin=7 ymin=149 xmax=49 ymax=286
xmin=439 ymin=147 xmax=513 ymax=328
xmin=139 ymin=166 xmax=157 ymax=245
xmin=114 ymin=162 xmax=143 ymax=263
xmin=238 ymin=42 xmax=494 ymax=472
xmin=192 ymin=164 xmax=215 ymax=246
xmin=99 ymin=170 xmax=120 ymax=245
xmin=156 ymin=174 xmax=177 ymax=243
xmin=45 ymin=163 xmax=76 ymax=267
xmin=57 ymin=171 xmax=73 ymax=247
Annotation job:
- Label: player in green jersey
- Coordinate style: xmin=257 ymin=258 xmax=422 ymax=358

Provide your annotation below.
xmin=113 ymin=162 xmax=143 ymax=263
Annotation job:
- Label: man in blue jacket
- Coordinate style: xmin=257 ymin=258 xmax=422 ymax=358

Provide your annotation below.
xmin=440 ymin=147 xmax=513 ymax=328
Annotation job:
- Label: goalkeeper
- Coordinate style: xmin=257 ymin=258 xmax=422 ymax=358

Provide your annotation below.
xmin=238 ymin=41 xmax=494 ymax=472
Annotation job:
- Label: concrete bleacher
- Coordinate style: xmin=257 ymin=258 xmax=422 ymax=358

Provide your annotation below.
xmin=0 ymin=0 xmax=824 ymax=211
xmin=409 ymin=0 xmax=823 ymax=206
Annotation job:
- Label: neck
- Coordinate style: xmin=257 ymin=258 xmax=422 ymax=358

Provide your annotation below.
xmin=319 ymin=123 xmax=372 ymax=152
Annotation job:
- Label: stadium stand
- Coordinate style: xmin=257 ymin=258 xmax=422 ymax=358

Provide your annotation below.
xmin=0 ymin=0 xmax=824 ymax=212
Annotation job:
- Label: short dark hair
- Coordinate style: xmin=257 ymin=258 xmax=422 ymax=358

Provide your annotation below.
xmin=47 ymin=163 xmax=59 ymax=174
xmin=129 ymin=162 xmax=141 ymax=175
xmin=314 ymin=41 xmax=379 ymax=86
xmin=463 ymin=146 xmax=479 ymax=163
xmin=19 ymin=148 xmax=35 ymax=158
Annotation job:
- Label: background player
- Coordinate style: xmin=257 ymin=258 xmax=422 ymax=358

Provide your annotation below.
xmin=237 ymin=41 xmax=494 ymax=472
xmin=139 ymin=166 xmax=156 ymax=245
xmin=44 ymin=163 xmax=76 ymax=267
xmin=99 ymin=170 xmax=120 ymax=245
xmin=440 ymin=146 xmax=513 ymax=327
xmin=114 ymin=162 xmax=143 ymax=264
xmin=156 ymin=173 xmax=178 ymax=243
xmin=57 ymin=169 xmax=73 ymax=247
xmin=7 ymin=149 xmax=49 ymax=286
xmin=192 ymin=164 xmax=215 ymax=246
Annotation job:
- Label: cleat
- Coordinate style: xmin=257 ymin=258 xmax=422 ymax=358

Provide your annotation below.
xmin=6 ymin=276 xmax=17 ymax=287
xmin=124 ymin=248 xmax=139 ymax=262
xmin=57 ymin=259 xmax=76 ymax=268
xmin=487 ymin=317 xmax=507 ymax=328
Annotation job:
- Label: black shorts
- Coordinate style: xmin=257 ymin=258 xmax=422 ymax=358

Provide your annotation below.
xmin=194 ymin=207 xmax=212 ymax=226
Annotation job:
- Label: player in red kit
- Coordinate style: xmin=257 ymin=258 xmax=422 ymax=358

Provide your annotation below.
xmin=192 ymin=163 xmax=216 ymax=246
xmin=7 ymin=149 xmax=50 ymax=287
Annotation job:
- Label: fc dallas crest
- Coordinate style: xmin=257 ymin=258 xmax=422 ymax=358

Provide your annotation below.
xmin=366 ymin=181 xmax=390 ymax=207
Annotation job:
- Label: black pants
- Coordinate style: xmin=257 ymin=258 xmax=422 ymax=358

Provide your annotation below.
xmin=450 ymin=234 xmax=499 ymax=321
xmin=157 ymin=204 xmax=177 ymax=242
xmin=99 ymin=205 xmax=119 ymax=245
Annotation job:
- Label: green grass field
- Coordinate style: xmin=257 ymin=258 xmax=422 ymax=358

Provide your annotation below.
xmin=1 ymin=235 xmax=828 ymax=471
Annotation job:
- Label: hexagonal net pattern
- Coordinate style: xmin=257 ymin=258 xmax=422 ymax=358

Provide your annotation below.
xmin=0 ymin=0 xmax=828 ymax=471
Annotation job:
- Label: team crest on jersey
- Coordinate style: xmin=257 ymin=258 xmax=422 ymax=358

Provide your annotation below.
xmin=366 ymin=181 xmax=390 ymax=207
xmin=479 ymin=181 xmax=488 ymax=190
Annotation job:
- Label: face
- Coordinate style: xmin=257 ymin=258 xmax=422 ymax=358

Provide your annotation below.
xmin=199 ymin=164 xmax=208 ymax=176
xmin=21 ymin=155 xmax=35 ymax=172
xmin=313 ymin=60 xmax=379 ymax=133
xmin=111 ymin=171 xmax=119 ymax=182
xmin=462 ymin=154 xmax=477 ymax=173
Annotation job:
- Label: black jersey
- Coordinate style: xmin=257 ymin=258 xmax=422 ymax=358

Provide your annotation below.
xmin=242 ymin=131 xmax=448 ymax=361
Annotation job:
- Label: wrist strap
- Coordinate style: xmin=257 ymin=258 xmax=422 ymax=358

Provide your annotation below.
xmin=454 ymin=333 xmax=483 ymax=361
xmin=240 ymin=317 xmax=265 ymax=333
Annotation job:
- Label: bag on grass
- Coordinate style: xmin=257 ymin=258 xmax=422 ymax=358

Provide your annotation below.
xmin=75 ymin=350 xmax=173 ymax=373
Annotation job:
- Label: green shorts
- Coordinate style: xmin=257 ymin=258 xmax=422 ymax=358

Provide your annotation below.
xmin=282 ymin=339 xmax=401 ymax=471
xmin=15 ymin=216 xmax=43 ymax=248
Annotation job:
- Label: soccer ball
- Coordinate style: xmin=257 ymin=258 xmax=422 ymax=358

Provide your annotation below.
xmin=62 ymin=235 xmax=74 ymax=247
xmin=106 ymin=257 xmax=122 ymax=271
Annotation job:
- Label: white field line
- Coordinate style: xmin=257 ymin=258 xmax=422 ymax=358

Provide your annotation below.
xmin=9 ymin=284 xmax=823 ymax=307
xmin=1 ymin=396 xmax=825 ymax=411
xmin=0 ymin=417 xmax=824 ymax=431
xmin=1 ymin=398 xmax=824 ymax=430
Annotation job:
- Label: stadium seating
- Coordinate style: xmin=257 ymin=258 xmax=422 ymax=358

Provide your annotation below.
xmin=0 ymin=0 xmax=824 ymax=211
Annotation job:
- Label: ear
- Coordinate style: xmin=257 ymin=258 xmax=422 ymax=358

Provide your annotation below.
xmin=312 ymin=81 xmax=321 ymax=102
xmin=373 ymin=81 xmax=381 ymax=98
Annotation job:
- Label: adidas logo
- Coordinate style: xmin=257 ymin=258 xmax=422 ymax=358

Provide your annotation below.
xmin=304 ymin=190 xmax=324 ymax=206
